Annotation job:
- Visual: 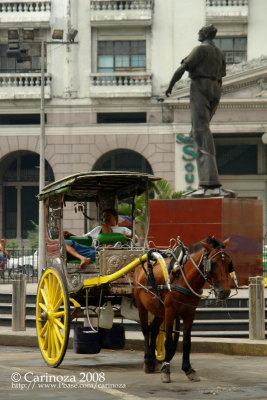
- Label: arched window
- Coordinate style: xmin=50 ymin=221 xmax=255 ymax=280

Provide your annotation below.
xmin=93 ymin=149 xmax=153 ymax=174
xmin=2 ymin=151 xmax=54 ymax=239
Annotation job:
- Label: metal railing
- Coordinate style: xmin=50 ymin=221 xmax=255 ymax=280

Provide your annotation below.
xmin=0 ymin=247 xmax=38 ymax=284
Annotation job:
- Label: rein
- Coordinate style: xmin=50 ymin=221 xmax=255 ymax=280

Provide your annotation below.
xmin=171 ymin=249 xmax=209 ymax=299
xmin=136 ymin=240 xmax=236 ymax=302
xmin=169 ymin=244 xmax=230 ymax=300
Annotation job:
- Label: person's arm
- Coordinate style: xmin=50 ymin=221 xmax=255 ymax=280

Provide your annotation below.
xmin=121 ymin=227 xmax=139 ymax=243
xmin=3 ymin=248 xmax=12 ymax=259
xmin=63 ymin=231 xmax=76 ymax=239
xmin=220 ymin=53 xmax=226 ymax=85
xmin=165 ymin=62 xmax=187 ymax=97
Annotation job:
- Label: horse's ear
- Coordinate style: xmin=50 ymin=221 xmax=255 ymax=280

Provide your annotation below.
xmin=200 ymin=241 xmax=210 ymax=250
xmin=223 ymin=238 xmax=230 ymax=248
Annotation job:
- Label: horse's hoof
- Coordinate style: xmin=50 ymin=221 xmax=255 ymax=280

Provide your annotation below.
xmin=161 ymin=362 xmax=171 ymax=383
xmin=161 ymin=372 xmax=171 ymax=383
xmin=143 ymin=363 xmax=155 ymax=374
xmin=186 ymin=370 xmax=200 ymax=382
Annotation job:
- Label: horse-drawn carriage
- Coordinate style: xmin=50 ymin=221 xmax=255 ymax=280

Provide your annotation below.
xmin=36 ymin=171 xmax=163 ymax=366
xmin=36 ymin=171 xmax=235 ymax=382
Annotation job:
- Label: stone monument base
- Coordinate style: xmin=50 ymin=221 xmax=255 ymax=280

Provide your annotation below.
xmin=148 ymin=198 xmax=263 ymax=286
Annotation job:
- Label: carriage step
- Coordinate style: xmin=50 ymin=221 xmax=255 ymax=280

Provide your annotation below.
xmin=195 ymin=307 xmax=266 ymax=320
xmin=191 ymin=319 xmax=251 ymax=332
xmin=0 ymin=291 xmax=266 ymax=338
xmin=190 ymin=331 xmax=254 ymax=338
xmin=0 ymin=303 xmax=36 ymax=315
xmin=0 ymin=293 xmax=36 ymax=304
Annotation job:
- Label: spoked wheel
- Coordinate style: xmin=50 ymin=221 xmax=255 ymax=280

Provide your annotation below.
xmin=155 ymin=319 xmax=179 ymax=361
xmin=36 ymin=267 xmax=70 ymax=367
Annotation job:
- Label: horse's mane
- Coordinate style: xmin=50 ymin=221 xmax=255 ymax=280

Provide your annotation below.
xmin=188 ymin=236 xmax=225 ymax=254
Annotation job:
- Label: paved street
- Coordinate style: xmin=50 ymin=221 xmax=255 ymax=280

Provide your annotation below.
xmin=0 ymin=346 xmax=267 ymax=400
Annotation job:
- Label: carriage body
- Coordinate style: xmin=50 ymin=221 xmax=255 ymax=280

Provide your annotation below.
xmin=36 ymin=171 xmax=160 ymax=367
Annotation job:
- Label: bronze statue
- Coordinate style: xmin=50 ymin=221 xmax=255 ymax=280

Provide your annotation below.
xmin=166 ymin=24 xmax=235 ymax=197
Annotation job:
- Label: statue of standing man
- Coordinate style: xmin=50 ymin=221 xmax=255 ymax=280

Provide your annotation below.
xmin=166 ymin=24 xmax=235 ymax=198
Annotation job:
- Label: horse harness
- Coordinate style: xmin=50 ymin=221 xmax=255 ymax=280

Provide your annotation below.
xmin=138 ymin=244 xmax=234 ymax=304
xmin=190 ymin=247 xmax=233 ymax=284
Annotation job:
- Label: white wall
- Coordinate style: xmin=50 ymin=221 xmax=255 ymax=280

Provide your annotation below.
xmin=49 ymin=0 xmax=90 ymax=100
xmin=247 ymin=0 xmax=267 ymax=60
xmin=49 ymin=0 xmax=68 ymax=98
xmin=151 ymin=0 xmax=205 ymax=96
xmin=73 ymin=0 xmax=91 ymax=100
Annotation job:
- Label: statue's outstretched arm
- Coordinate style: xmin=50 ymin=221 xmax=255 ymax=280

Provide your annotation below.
xmin=165 ymin=62 xmax=187 ymax=97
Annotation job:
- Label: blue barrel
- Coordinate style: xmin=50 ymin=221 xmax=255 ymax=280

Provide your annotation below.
xmin=73 ymin=326 xmax=101 ymax=354
xmin=100 ymin=324 xmax=125 ymax=350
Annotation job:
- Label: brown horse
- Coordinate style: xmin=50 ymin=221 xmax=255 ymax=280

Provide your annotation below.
xmin=133 ymin=236 xmax=234 ymax=383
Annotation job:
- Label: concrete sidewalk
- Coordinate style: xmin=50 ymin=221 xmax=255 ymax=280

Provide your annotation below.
xmin=1 ymin=283 xmax=267 ymax=357
xmin=1 ymin=327 xmax=267 ymax=357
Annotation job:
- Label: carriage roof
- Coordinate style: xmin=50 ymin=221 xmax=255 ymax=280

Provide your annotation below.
xmin=38 ymin=171 xmax=160 ymax=202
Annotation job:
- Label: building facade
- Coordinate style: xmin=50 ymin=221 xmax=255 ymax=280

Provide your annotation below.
xmin=1 ymin=0 xmax=267 ymax=241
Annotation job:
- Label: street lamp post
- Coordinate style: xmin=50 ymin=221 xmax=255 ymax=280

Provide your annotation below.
xmin=38 ymin=40 xmax=46 ymax=281
xmin=37 ymin=33 xmax=78 ymax=280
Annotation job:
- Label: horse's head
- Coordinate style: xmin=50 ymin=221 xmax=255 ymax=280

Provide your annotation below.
xmin=200 ymin=237 xmax=233 ymax=300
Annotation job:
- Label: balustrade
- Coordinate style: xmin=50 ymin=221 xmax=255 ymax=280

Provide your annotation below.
xmin=0 ymin=1 xmax=51 ymax=13
xmin=90 ymin=0 xmax=153 ymax=11
xmin=0 ymin=73 xmax=51 ymax=88
xmin=0 ymin=73 xmax=51 ymax=99
xmin=91 ymin=72 xmax=151 ymax=86
xmin=206 ymin=0 xmax=248 ymax=6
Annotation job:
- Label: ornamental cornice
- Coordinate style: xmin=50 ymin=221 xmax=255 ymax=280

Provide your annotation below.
xmin=206 ymin=15 xmax=248 ymax=24
xmin=169 ymin=99 xmax=267 ymax=110
xmin=222 ymin=79 xmax=259 ymax=94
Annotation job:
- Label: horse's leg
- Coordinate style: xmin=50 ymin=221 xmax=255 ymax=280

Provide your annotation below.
xmin=134 ymin=293 xmax=154 ymax=373
xmin=147 ymin=317 xmax=163 ymax=372
xmin=142 ymin=323 xmax=153 ymax=373
xmin=161 ymin=316 xmax=180 ymax=383
xmin=182 ymin=318 xmax=200 ymax=382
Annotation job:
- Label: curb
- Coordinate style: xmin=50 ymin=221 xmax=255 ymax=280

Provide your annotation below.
xmin=190 ymin=340 xmax=267 ymax=357
xmin=125 ymin=338 xmax=267 ymax=357
xmin=1 ymin=329 xmax=267 ymax=357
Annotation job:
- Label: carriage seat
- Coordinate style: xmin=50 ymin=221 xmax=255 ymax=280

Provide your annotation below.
xmin=67 ymin=236 xmax=94 ymax=264
xmin=66 ymin=233 xmax=128 ymax=264
xmin=96 ymin=232 xmax=127 ymax=245
xmin=69 ymin=236 xmax=92 ymax=246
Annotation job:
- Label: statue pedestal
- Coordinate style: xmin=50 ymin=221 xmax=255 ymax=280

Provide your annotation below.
xmin=148 ymin=198 xmax=263 ymax=286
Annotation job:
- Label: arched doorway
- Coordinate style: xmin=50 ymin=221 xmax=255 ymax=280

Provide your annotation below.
xmin=1 ymin=151 xmax=54 ymax=240
xmin=92 ymin=149 xmax=153 ymax=174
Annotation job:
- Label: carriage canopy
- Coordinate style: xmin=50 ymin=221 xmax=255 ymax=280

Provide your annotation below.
xmin=38 ymin=171 xmax=160 ymax=202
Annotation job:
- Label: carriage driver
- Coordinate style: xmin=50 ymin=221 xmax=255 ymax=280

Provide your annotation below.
xmin=63 ymin=208 xmax=138 ymax=269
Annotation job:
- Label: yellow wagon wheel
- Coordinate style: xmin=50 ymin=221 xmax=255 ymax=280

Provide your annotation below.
xmin=36 ymin=267 xmax=70 ymax=368
xmin=155 ymin=320 xmax=179 ymax=361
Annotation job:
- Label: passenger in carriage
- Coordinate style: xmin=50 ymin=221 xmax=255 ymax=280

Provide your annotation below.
xmin=63 ymin=208 xmax=137 ymax=269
